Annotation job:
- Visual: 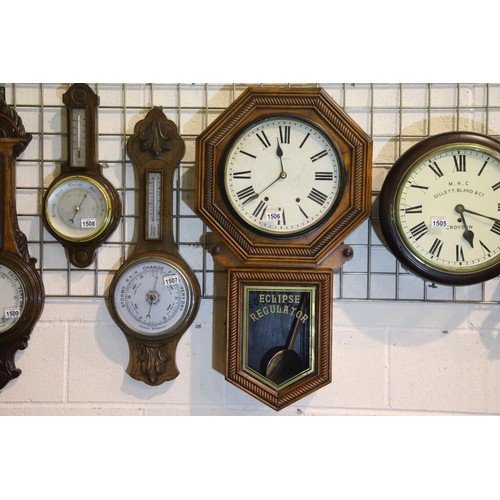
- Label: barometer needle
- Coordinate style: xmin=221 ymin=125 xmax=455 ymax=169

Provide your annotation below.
xmin=68 ymin=193 xmax=88 ymax=223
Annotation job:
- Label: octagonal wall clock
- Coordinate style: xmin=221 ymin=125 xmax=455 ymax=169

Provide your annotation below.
xmin=0 ymin=96 xmax=45 ymax=390
xmin=196 ymin=86 xmax=372 ymax=410
xmin=379 ymin=131 xmax=500 ymax=286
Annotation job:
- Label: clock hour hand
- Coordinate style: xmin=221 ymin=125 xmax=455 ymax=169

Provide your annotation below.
xmin=276 ymin=139 xmax=285 ymax=174
xmin=455 ymin=204 xmax=474 ymax=248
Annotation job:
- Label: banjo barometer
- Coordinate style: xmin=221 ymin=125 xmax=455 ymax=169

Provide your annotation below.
xmin=0 ymin=95 xmax=45 ymax=390
xmin=43 ymin=83 xmax=121 ymax=268
xmin=107 ymin=107 xmax=200 ymax=385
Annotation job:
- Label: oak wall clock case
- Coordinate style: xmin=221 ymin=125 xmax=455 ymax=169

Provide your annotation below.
xmin=379 ymin=131 xmax=500 ymax=286
xmin=196 ymin=86 xmax=372 ymax=410
xmin=43 ymin=83 xmax=121 ymax=268
xmin=0 ymin=96 xmax=45 ymax=390
xmin=107 ymin=107 xmax=200 ymax=385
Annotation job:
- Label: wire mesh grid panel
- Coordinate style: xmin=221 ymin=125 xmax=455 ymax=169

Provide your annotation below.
xmin=4 ymin=83 xmax=500 ymax=303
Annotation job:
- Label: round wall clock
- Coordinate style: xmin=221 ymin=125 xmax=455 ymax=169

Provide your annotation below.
xmin=43 ymin=83 xmax=121 ymax=268
xmin=0 ymin=96 xmax=45 ymax=390
xmin=197 ymin=86 xmax=372 ymax=410
xmin=379 ymin=131 xmax=500 ymax=286
xmin=222 ymin=115 xmax=345 ymax=237
xmin=107 ymin=107 xmax=200 ymax=385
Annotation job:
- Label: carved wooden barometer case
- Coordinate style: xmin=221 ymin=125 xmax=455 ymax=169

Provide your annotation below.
xmin=107 ymin=107 xmax=200 ymax=385
xmin=0 ymin=97 xmax=45 ymax=390
xmin=196 ymin=86 xmax=372 ymax=410
xmin=43 ymin=83 xmax=121 ymax=268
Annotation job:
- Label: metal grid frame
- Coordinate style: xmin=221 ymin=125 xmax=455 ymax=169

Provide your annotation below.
xmin=4 ymin=83 xmax=500 ymax=303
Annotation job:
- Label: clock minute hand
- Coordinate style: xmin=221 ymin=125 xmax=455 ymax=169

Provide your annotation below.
xmin=241 ymin=171 xmax=287 ymax=206
xmin=461 ymin=207 xmax=500 ymax=224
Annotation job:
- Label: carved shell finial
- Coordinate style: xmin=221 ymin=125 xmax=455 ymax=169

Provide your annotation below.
xmin=137 ymin=107 xmax=174 ymax=157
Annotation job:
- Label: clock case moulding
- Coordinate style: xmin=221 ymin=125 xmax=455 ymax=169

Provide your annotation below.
xmin=0 ymin=96 xmax=45 ymax=390
xmin=196 ymin=86 xmax=373 ymax=269
xmin=196 ymin=86 xmax=372 ymax=410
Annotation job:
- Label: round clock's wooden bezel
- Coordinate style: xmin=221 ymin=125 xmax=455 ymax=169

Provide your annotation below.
xmin=379 ymin=131 xmax=500 ymax=286
xmin=218 ymin=112 xmax=347 ymax=239
xmin=196 ymin=86 xmax=372 ymax=266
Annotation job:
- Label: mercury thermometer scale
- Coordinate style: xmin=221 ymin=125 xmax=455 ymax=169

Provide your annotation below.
xmin=71 ymin=107 xmax=86 ymax=167
xmin=146 ymin=171 xmax=162 ymax=240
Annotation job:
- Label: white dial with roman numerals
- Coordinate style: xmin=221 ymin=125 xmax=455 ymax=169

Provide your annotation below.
xmin=380 ymin=132 xmax=500 ymax=285
xmin=224 ymin=116 xmax=343 ymax=235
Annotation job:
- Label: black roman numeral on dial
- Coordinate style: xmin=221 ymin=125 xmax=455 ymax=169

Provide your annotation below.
xmin=279 ymin=125 xmax=290 ymax=144
xmin=307 ymin=188 xmax=328 ymax=205
xmin=429 ymin=162 xmax=444 ymax=178
xmin=315 ymin=171 xmax=334 ymax=181
xmin=491 ymin=221 xmax=500 ymax=236
xmin=256 ymin=131 xmax=271 ymax=148
xmin=237 ymin=185 xmax=256 ymax=202
xmin=404 ymin=205 xmax=423 ymax=214
xmin=252 ymin=200 xmax=267 ymax=220
xmin=453 ymin=154 xmax=466 ymax=172
xmin=429 ymin=238 xmax=444 ymax=257
xmin=233 ymin=170 xmax=252 ymax=179
xmin=310 ymin=150 xmax=328 ymax=162
xmin=409 ymin=221 xmax=428 ymax=240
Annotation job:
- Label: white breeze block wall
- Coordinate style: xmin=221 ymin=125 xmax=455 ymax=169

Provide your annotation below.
xmin=0 ymin=83 xmax=499 ymax=416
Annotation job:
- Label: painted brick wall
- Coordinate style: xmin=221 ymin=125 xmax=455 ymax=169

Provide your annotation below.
xmin=1 ymin=83 xmax=499 ymax=416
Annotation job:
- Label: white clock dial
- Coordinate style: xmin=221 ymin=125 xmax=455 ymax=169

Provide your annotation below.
xmin=224 ymin=116 xmax=343 ymax=235
xmin=396 ymin=144 xmax=500 ymax=274
xmin=112 ymin=257 xmax=192 ymax=337
xmin=0 ymin=264 xmax=25 ymax=334
xmin=45 ymin=175 xmax=112 ymax=242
